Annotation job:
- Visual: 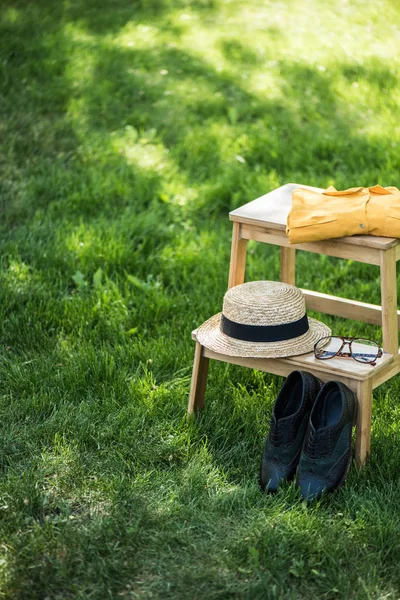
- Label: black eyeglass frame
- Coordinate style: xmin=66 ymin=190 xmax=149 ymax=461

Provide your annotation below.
xmin=314 ymin=336 xmax=383 ymax=366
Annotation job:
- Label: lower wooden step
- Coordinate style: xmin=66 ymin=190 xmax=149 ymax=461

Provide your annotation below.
xmin=192 ymin=330 xmax=397 ymax=387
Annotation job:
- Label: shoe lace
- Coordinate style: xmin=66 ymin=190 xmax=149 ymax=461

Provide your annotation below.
xmin=269 ymin=419 xmax=286 ymax=444
xmin=306 ymin=428 xmax=325 ymax=458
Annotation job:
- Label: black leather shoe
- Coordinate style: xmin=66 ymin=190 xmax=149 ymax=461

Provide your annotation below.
xmin=296 ymin=380 xmax=357 ymax=500
xmin=259 ymin=371 xmax=321 ymax=493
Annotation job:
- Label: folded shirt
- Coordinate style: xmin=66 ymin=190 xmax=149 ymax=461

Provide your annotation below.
xmin=286 ymin=185 xmax=400 ymax=244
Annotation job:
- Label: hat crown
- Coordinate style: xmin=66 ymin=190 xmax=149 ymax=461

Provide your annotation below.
xmin=222 ymin=281 xmax=306 ymax=326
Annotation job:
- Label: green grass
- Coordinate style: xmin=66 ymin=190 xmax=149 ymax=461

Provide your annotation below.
xmin=1 ymin=0 xmax=400 ymax=597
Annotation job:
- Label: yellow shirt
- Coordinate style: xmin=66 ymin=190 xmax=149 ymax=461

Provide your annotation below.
xmin=286 ymin=185 xmax=400 ymax=244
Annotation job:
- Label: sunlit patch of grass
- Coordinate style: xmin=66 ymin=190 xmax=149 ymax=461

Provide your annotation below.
xmin=5 ymin=259 xmax=32 ymax=286
xmin=2 ymin=7 xmax=21 ymax=24
xmin=111 ymin=127 xmax=176 ymax=174
xmin=114 ymin=23 xmax=162 ymax=49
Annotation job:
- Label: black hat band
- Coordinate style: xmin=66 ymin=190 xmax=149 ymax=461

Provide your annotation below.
xmin=220 ymin=313 xmax=309 ymax=343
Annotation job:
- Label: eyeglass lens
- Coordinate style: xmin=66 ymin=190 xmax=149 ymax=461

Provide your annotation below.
xmin=315 ymin=336 xmax=380 ymax=364
xmin=350 ymin=338 xmax=380 ymax=364
xmin=314 ymin=336 xmax=343 ymax=359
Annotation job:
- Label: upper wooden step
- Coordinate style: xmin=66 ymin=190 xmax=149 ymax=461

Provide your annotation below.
xmin=230 ymin=183 xmax=400 ymax=250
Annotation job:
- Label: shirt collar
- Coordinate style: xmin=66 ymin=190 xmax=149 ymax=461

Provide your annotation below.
xmin=368 ymin=185 xmax=393 ymax=195
xmin=324 ymin=185 xmax=394 ymax=196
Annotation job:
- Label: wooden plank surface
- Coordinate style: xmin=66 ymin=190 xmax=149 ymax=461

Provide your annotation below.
xmin=280 ymin=247 xmax=296 ymax=285
xmin=380 ymin=247 xmax=399 ymax=355
xmin=355 ymin=379 xmax=373 ymax=466
xmin=230 ymin=183 xmax=399 ymax=251
xmin=228 ymin=222 xmax=247 ymax=288
xmin=302 ymin=289 xmax=400 ymax=328
xmin=240 ymin=224 xmax=382 ymax=265
xmin=187 ymin=342 xmax=209 ymax=413
xmin=192 ymin=331 xmax=395 ymax=382
xmin=372 ymin=353 xmax=400 ymax=389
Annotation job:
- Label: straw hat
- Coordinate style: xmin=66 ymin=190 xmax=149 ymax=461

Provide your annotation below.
xmin=196 ymin=281 xmax=331 ymax=358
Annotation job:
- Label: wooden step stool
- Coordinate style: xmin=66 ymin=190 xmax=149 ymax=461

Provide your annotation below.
xmin=188 ymin=183 xmax=400 ymax=466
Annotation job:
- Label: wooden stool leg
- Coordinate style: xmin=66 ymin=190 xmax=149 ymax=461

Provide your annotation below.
xmin=228 ymin=222 xmax=248 ymax=289
xmin=280 ymin=247 xmax=296 ymax=285
xmin=380 ymin=247 xmax=398 ymax=356
xmin=187 ymin=342 xmax=209 ymax=414
xmin=355 ymin=379 xmax=373 ymax=467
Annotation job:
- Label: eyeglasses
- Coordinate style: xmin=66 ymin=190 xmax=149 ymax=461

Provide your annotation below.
xmin=314 ymin=336 xmax=383 ymax=366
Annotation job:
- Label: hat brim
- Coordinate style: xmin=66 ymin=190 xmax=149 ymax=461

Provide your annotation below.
xmin=196 ymin=313 xmax=331 ymax=358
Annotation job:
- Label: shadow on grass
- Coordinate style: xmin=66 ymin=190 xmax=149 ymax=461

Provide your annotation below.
xmin=65 ymin=0 xmax=220 ymax=34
